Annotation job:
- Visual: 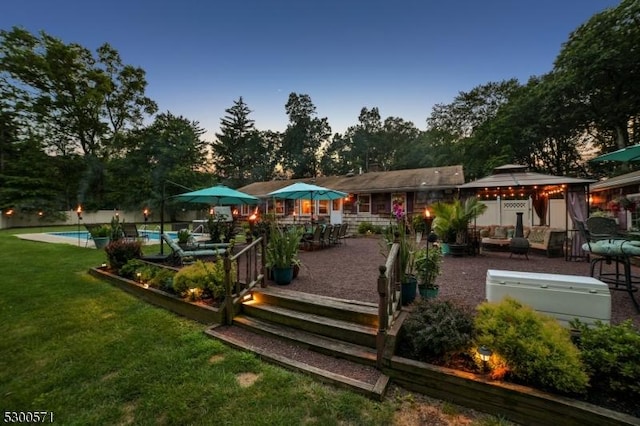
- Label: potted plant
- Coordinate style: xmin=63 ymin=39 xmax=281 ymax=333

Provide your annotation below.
xmin=265 ymin=225 xmax=303 ymax=285
xmin=177 ymin=228 xmax=192 ymax=248
xmin=432 ymin=198 xmax=487 ymax=256
xmin=415 ymin=246 xmax=443 ymax=299
xmin=90 ymin=224 xmax=112 ymax=249
xmin=383 ymin=203 xmax=420 ymax=305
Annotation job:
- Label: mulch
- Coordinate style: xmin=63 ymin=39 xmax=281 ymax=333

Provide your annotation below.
xmin=272 ymin=235 xmax=640 ymax=328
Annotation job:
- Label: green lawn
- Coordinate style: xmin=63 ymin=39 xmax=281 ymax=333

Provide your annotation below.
xmin=0 ymin=227 xmax=398 ymax=425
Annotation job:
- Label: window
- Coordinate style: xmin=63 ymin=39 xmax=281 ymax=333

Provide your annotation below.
xmin=301 ymin=199 xmax=312 ymax=215
xmin=318 ymin=200 xmax=329 ymax=214
xmin=358 ymin=194 xmax=370 ymax=213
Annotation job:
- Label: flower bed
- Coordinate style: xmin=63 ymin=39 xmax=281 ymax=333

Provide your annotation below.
xmin=392 ymin=298 xmax=640 ymax=422
xmin=88 ymin=266 xmax=224 ymax=324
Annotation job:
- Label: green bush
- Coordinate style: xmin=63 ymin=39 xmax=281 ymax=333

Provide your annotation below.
xmin=119 ymin=259 xmax=176 ymax=293
xmin=475 ymin=298 xmax=588 ymax=394
xmin=149 ymin=268 xmax=176 ymax=293
xmin=120 ymin=259 xmax=148 ymax=280
xmin=105 ymin=239 xmax=143 ymax=271
xmin=172 ymin=259 xmax=235 ymax=300
xmin=357 ymin=221 xmax=382 ymax=234
xmin=398 ymin=298 xmax=476 ymax=362
xmin=571 ymin=319 xmax=640 ymax=398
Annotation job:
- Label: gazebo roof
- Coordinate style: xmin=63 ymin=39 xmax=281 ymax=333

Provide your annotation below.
xmin=458 ymin=164 xmax=595 ymax=189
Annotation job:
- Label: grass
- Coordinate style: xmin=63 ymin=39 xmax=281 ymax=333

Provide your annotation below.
xmin=0 ymin=226 xmax=505 ymax=425
xmin=0 ymin=227 xmax=395 ymax=424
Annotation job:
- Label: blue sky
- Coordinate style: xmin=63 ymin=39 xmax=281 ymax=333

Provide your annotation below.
xmin=1 ymin=0 xmax=620 ymax=140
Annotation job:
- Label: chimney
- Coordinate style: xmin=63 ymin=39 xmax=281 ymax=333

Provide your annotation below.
xmin=368 ymin=161 xmax=380 ymax=173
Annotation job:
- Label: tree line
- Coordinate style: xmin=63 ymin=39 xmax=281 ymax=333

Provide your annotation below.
xmin=0 ymin=0 xmax=638 ymax=219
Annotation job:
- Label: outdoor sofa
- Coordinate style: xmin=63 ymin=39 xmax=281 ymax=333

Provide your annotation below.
xmin=478 ymin=225 xmax=565 ymax=257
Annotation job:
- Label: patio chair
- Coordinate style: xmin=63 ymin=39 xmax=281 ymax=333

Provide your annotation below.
xmin=320 ymin=225 xmax=333 ymax=248
xmin=302 ymin=225 xmax=323 ymax=251
xmin=161 ymin=233 xmax=227 ymax=265
xmin=578 ymin=219 xmax=640 ymax=311
xmin=329 ymin=223 xmax=341 ymax=246
xmin=122 ymin=222 xmax=149 ymax=243
xmin=337 ymin=223 xmax=348 ymax=245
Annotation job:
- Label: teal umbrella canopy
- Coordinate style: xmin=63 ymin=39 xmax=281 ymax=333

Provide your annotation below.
xmin=268 ymin=182 xmax=347 ymax=200
xmin=590 ymin=144 xmax=640 ymax=163
xmin=172 ymin=185 xmax=259 ymax=205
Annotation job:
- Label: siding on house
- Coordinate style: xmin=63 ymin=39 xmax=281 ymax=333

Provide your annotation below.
xmin=238 ymin=165 xmax=465 ymax=228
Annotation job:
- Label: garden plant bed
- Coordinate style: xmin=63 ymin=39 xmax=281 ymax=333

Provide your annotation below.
xmin=385 ymin=355 xmax=640 ymax=426
xmin=88 ymin=266 xmax=224 ymax=324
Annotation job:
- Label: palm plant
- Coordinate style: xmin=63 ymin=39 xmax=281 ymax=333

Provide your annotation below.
xmin=432 ymin=198 xmax=487 ymax=244
xmin=265 ymin=225 xmax=303 ymax=269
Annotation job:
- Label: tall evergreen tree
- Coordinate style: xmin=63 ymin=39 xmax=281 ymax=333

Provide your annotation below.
xmin=281 ymin=93 xmax=331 ymax=178
xmin=211 ymin=97 xmax=257 ymax=187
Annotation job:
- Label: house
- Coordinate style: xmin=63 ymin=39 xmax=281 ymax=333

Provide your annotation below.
xmin=237 ymin=165 xmax=465 ymax=228
xmin=589 ymin=170 xmax=640 ymax=230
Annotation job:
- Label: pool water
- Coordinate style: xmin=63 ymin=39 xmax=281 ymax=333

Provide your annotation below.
xmin=49 ymin=230 xmax=178 ymax=242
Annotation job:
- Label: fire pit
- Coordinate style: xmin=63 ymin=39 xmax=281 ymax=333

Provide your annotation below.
xmin=510 ymin=212 xmax=530 ymax=259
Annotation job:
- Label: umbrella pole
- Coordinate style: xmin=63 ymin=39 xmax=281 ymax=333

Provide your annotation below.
xmin=160 ymin=183 xmax=165 ymax=255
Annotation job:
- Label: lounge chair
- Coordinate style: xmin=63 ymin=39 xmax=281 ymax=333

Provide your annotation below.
xmin=161 ymin=233 xmax=227 ymax=265
xmin=122 ymin=222 xmax=149 ymax=242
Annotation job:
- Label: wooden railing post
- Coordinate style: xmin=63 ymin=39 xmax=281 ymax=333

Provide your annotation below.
xmin=223 ymin=253 xmax=234 ymax=325
xmin=377 ymin=265 xmax=388 ymax=368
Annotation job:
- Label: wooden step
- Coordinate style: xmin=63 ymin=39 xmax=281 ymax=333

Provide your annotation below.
xmin=251 ymin=287 xmax=378 ymax=327
xmin=242 ymin=301 xmax=378 ymax=348
xmin=205 ymin=324 xmax=389 ymax=401
xmin=233 ymin=315 xmax=378 ymax=366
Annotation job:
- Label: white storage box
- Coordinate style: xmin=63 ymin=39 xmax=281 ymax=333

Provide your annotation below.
xmin=486 ymin=269 xmax=611 ymax=326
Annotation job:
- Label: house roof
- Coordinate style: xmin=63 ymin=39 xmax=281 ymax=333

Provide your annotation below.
xmin=590 ymin=170 xmax=640 ymax=192
xmin=458 ymin=164 xmax=595 ymax=189
xmin=238 ymin=165 xmax=465 ymax=198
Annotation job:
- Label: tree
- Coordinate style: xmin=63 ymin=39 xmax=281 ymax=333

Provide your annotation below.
xmin=427 ymin=80 xmax=520 ymax=139
xmin=110 ymin=112 xmax=208 ymax=216
xmin=281 ymin=93 xmax=331 ymax=178
xmin=554 ymin=0 xmax=640 ymax=151
xmin=0 ymin=27 xmax=157 ymax=208
xmin=211 ymin=97 xmax=257 ymax=187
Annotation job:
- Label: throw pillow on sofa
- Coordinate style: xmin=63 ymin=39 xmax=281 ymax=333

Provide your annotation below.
xmin=494 ymin=227 xmax=508 ymax=239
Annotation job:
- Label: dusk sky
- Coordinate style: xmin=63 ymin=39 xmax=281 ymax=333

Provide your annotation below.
xmin=1 ymin=0 xmax=621 ymax=140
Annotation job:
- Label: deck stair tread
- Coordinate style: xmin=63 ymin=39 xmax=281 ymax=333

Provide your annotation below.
xmin=205 ymin=324 xmax=389 ymax=400
xmin=242 ymin=301 xmax=377 ymax=340
xmin=254 ymin=286 xmax=377 ymax=312
xmin=233 ymin=315 xmax=378 ymax=365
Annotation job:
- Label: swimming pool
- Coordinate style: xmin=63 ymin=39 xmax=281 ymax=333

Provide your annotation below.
xmin=48 ymin=230 xmax=178 ymax=242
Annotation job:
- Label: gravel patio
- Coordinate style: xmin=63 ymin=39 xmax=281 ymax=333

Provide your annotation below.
xmin=278 ymin=235 xmax=640 ymax=328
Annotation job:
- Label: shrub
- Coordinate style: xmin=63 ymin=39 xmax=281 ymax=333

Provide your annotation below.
xmin=358 ymin=221 xmax=379 ymax=235
xmin=105 ymin=239 xmax=143 ymax=271
xmin=398 ymin=298 xmax=476 ymax=362
xmin=149 ymin=268 xmax=176 ymax=293
xmin=475 ymin=298 xmax=588 ymax=394
xmin=571 ymin=319 xmax=640 ymax=398
xmin=120 ymin=259 xmax=148 ymax=280
xmin=172 ymin=259 xmax=235 ymax=300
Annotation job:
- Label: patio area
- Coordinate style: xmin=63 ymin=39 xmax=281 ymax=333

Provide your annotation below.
xmin=284 ymin=236 xmax=640 ymax=328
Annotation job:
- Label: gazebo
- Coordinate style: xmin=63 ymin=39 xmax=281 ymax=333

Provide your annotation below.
xmin=458 ymin=165 xmax=595 ymax=259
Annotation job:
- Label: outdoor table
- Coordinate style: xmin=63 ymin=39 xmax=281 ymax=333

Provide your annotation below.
xmin=581 ymin=238 xmax=640 ymax=311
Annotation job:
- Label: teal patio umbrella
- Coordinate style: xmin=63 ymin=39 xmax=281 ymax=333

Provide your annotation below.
xmin=267 ymin=182 xmax=347 ymax=201
xmin=160 ymin=185 xmax=258 ymax=255
xmin=172 ymin=184 xmax=259 ymax=205
xmin=268 ymin=182 xmax=347 ymax=224
xmin=590 ymin=144 xmax=640 ymax=163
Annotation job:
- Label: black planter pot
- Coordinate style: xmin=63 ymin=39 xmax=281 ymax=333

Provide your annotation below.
xmin=449 ymin=243 xmax=467 ymax=257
